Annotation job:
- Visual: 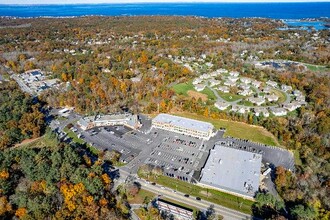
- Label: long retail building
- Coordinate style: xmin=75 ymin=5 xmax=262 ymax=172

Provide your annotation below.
xmin=152 ymin=113 xmax=215 ymax=140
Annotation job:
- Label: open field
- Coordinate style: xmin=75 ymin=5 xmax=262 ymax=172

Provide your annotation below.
xmin=217 ymin=91 xmax=243 ymax=102
xmin=271 ymin=89 xmax=287 ymax=103
xmin=201 ymin=87 xmax=217 ymax=100
xmin=305 ymin=63 xmax=330 ymax=72
xmin=172 ymin=81 xmax=194 ymax=96
xmin=173 ymin=112 xmax=279 ymax=146
xmin=138 ymin=173 xmax=254 ymax=214
xmin=63 ymin=128 xmax=100 ymax=155
xmin=187 ymin=90 xmax=208 ymax=101
xmin=128 ymin=189 xmax=156 ymax=204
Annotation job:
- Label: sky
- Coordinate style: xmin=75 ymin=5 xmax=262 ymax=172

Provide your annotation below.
xmin=2 ymin=0 xmax=330 ymax=4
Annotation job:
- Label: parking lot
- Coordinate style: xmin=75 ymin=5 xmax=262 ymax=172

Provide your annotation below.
xmin=140 ymin=128 xmax=213 ymax=182
xmin=75 ymin=125 xmax=143 ymax=163
xmin=215 ymin=138 xmax=295 ymax=171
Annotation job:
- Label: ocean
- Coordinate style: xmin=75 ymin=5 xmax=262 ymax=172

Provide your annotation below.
xmin=0 ymin=2 xmax=329 ymax=19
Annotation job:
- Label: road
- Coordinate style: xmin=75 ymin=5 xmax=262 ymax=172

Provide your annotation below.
xmin=139 ymin=181 xmax=252 ymax=220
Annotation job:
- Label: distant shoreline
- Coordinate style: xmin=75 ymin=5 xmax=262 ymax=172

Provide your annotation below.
xmin=0 ymin=2 xmax=329 ymax=20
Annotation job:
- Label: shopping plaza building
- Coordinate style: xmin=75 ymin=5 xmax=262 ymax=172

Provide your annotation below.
xmin=152 ymin=113 xmax=215 ymax=140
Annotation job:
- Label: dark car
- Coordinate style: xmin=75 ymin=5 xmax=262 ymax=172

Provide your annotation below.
xmin=196 ymin=197 xmax=201 ymax=201
xmin=151 ymin=182 xmax=156 ymax=185
xmin=184 ymin=194 xmax=189 ymax=197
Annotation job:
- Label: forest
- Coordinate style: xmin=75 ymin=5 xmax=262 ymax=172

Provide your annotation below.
xmin=0 ymin=16 xmax=329 ymax=219
xmin=0 ymin=82 xmax=45 ymax=149
xmin=0 ymin=130 xmax=128 ymax=219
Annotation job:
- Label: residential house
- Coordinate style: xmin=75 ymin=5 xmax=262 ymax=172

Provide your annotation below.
xmin=281 ymin=85 xmax=292 ymax=92
xmin=266 ymin=80 xmax=278 ymax=88
xmin=248 ymin=97 xmax=266 ymax=106
xmin=195 ymin=84 xmax=206 ymax=92
xmin=265 ymin=94 xmax=279 ymax=102
xmin=209 ymin=79 xmax=221 ymax=87
xmin=214 ymin=101 xmax=231 ymax=110
xmin=254 ymin=108 xmax=269 ymax=117
xmin=271 ymin=108 xmax=287 ymax=116
xmin=217 ymin=86 xmax=230 ymax=93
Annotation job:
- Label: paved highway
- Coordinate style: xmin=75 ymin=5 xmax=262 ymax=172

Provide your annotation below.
xmin=140 ymin=181 xmax=252 ymax=220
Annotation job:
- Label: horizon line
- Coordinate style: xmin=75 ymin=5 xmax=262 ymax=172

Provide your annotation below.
xmin=1 ymin=0 xmax=330 ymax=6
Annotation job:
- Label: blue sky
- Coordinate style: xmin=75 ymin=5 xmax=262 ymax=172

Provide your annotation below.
xmin=3 ymin=0 xmax=330 ymax=4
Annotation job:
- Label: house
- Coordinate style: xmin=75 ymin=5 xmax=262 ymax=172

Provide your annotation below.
xmin=254 ymin=108 xmax=269 ymax=117
xmin=251 ymin=80 xmax=262 ymax=88
xmin=271 ymin=108 xmax=287 ymax=116
xmin=228 ymin=76 xmax=239 ymax=82
xmin=240 ymin=77 xmax=252 ymax=84
xmin=229 ymin=71 xmax=240 ymax=77
xmin=195 ymin=84 xmax=206 ymax=92
xmin=262 ymin=87 xmax=272 ymax=94
xmin=214 ymin=101 xmax=231 ymax=110
xmin=266 ymin=80 xmax=278 ymax=88
xmin=224 ymin=80 xmax=236 ymax=87
xmin=217 ymin=68 xmax=228 ymax=74
xmin=193 ymin=78 xmax=203 ymax=85
xmin=230 ymin=105 xmax=240 ymax=112
xmin=239 ymin=89 xmax=253 ymax=96
xmin=283 ymin=102 xmax=300 ymax=112
xmin=217 ymin=86 xmax=230 ymax=93
xmin=293 ymin=89 xmax=302 ymax=96
xmin=209 ymin=79 xmax=221 ymax=87
xmin=248 ymin=97 xmax=265 ymax=106
xmin=238 ymin=106 xmax=250 ymax=114
xmin=281 ymin=85 xmax=292 ymax=92
xmin=239 ymin=83 xmax=250 ymax=90
xmin=265 ymin=94 xmax=279 ymax=102
xmin=200 ymin=73 xmax=211 ymax=79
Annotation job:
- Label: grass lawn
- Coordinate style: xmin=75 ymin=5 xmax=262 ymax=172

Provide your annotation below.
xmin=172 ymin=81 xmax=194 ymax=96
xmin=173 ymin=112 xmax=279 ymax=146
xmin=217 ymin=91 xmax=243 ymax=102
xmin=293 ymin=150 xmax=303 ymax=166
xmin=63 ymin=128 xmax=100 ymax=155
xmin=271 ymin=89 xmax=287 ymax=104
xmin=139 ymin=174 xmax=254 ymax=214
xmin=305 ymin=64 xmax=330 ymax=72
xmin=128 ymin=189 xmax=156 ymax=204
xmin=238 ymin=100 xmax=254 ymax=107
xmin=201 ymin=87 xmax=217 ymax=100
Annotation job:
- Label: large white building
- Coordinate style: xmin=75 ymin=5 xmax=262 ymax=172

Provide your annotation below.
xmin=199 ymin=145 xmax=262 ymax=198
xmin=78 ymin=113 xmax=140 ymax=130
xmin=152 ymin=114 xmax=215 ymax=140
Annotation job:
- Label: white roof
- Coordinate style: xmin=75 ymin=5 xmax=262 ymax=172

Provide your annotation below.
xmin=153 ymin=114 xmax=214 ymax=133
xmin=200 ymin=145 xmax=262 ymax=197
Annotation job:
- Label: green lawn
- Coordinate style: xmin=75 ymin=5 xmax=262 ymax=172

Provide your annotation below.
xmin=173 ymin=112 xmax=279 ymax=146
xmin=138 ymin=174 xmax=253 ymax=214
xmin=293 ymin=150 xmax=303 ymax=166
xmin=128 ymin=189 xmax=156 ymax=204
xmin=172 ymin=81 xmax=194 ymax=96
xmin=217 ymin=91 xmax=243 ymax=102
xmin=305 ymin=64 xmax=330 ymax=73
xmin=237 ymin=100 xmax=254 ymax=107
xmin=201 ymin=87 xmax=217 ymax=100
xmin=63 ymin=128 xmax=100 ymax=155
xmin=271 ymin=89 xmax=287 ymax=104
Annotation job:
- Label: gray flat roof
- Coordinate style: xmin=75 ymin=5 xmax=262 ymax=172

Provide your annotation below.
xmin=153 ymin=114 xmax=213 ymax=133
xmin=200 ymin=145 xmax=262 ymax=197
